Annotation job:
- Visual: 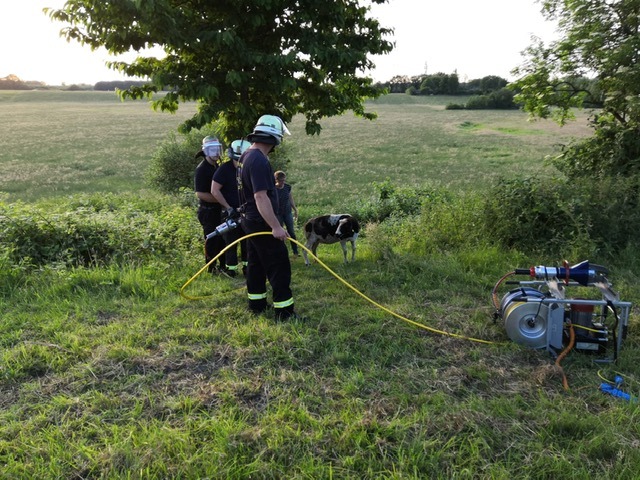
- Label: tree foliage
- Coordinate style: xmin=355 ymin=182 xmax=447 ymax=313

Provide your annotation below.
xmin=377 ymin=74 xmax=508 ymax=96
xmin=384 ymin=74 xmax=426 ymax=93
xmin=477 ymin=75 xmax=508 ymax=94
xmin=46 ymin=0 xmax=393 ymax=142
xmin=511 ymin=0 xmax=640 ymax=178
xmin=419 ymin=72 xmax=459 ymax=95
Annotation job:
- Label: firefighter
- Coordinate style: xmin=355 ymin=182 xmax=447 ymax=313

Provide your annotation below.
xmin=238 ymin=115 xmax=302 ymax=320
xmin=211 ymin=139 xmax=251 ymax=277
xmin=194 ymin=136 xmax=226 ymax=273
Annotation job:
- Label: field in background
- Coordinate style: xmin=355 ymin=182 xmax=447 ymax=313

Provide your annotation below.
xmin=0 ymin=90 xmax=197 ymax=201
xmin=290 ymin=94 xmax=592 ymax=207
xmin=0 ymin=90 xmax=592 ymax=204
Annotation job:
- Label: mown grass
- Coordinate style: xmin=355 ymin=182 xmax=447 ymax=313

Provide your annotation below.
xmin=1 ymin=90 xmax=590 ymax=204
xmin=2 ymin=91 xmax=639 ymax=479
xmin=287 ymin=94 xmax=591 ymax=210
xmin=0 ymin=90 xmax=197 ymax=201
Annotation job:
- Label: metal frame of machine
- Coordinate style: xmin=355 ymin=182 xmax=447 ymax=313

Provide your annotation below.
xmin=495 ymin=261 xmax=631 ymax=363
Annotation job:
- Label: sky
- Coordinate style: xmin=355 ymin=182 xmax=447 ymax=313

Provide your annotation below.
xmin=2 ymin=0 xmax=558 ymax=86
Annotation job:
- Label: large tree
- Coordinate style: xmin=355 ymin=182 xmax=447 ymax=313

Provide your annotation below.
xmin=47 ymin=0 xmax=393 ymax=141
xmin=511 ymin=0 xmax=640 ymax=178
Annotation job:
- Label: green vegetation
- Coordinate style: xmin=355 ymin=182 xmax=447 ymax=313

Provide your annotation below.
xmin=512 ymin=0 xmax=640 ymax=179
xmin=47 ymin=0 xmax=393 ymax=140
xmin=381 ymin=73 xmax=508 ymax=96
xmin=2 ymin=92 xmax=640 ymax=478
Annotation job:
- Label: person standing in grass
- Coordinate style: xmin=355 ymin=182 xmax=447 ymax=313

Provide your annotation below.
xmin=211 ymin=139 xmax=251 ymax=277
xmin=238 ymin=115 xmax=301 ymax=320
xmin=194 ymin=135 xmax=226 ymax=273
xmin=274 ymin=170 xmax=300 ymax=257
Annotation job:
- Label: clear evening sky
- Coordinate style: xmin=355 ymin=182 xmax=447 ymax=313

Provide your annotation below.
xmin=2 ymin=0 xmax=557 ymax=85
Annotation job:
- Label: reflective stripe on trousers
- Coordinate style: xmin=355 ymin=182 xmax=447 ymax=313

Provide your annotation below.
xmin=243 ymin=220 xmax=293 ymax=307
xmin=273 ymin=298 xmax=294 ymax=309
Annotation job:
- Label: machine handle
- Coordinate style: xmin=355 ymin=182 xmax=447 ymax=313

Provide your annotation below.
xmin=514 ymin=268 xmax=532 ymax=276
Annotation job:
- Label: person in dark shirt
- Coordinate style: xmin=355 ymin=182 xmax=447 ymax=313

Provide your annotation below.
xmin=274 ymin=170 xmax=300 ymax=257
xmin=194 ymin=136 xmax=226 ymax=273
xmin=239 ymin=115 xmax=302 ymax=320
xmin=211 ymin=139 xmax=251 ymax=277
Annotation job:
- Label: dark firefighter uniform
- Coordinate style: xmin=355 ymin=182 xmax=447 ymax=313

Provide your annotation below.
xmin=239 ymin=148 xmax=295 ymax=318
xmin=194 ymin=152 xmax=225 ymax=272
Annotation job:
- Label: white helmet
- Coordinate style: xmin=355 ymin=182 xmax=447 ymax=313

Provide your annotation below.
xmin=202 ymin=136 xmax=222 ymax=158
xmin=228 ymin=139 xmax=251 ymax=160
xmin=247 ymin=115 xmax=291 ymax=145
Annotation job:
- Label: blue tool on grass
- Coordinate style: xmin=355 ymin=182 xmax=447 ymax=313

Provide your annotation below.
xmin=599 ymin=376 xmax=636 ymax=402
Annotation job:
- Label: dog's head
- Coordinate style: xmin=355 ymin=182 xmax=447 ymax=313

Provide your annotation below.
xmin=335 ymin=217 xmax=355 ymax=239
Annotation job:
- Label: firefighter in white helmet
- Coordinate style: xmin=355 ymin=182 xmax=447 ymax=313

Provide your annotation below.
xmin=194 ymin=135 xmax=226 ymax=273
xmin=238 ymin=115 xmax=301 ymax=320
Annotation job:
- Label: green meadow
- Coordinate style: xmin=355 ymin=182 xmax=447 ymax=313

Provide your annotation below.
xmin=1 ymin=90 xmax=589 ymax=203
xmin=0 ymin=90 xmax=198 ymax=200
xmin=2 ymin=91 xmax=640 ymax=479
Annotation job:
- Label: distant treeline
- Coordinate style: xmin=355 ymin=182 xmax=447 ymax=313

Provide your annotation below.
xmin=375 ymin=73 xmax=509 ymax=96
xmin=93 ymin=80 xmax=148 ymax=91
xmin=375 ymin=71 xmax=603 ymax=111
xmin=0 ymin=75 xmax=45 ymax=90
xmin=372 ymin=73 xmax=522 ymax=110
xmin=0 ymin=75 xmax=147 ymax=91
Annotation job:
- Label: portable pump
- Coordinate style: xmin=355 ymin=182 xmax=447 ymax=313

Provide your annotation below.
xmin=494 ymin=260 xmax=631 ymax=362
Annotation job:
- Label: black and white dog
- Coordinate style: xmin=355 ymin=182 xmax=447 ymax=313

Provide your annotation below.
xmin=302 ymin=214 xmax=360 ymax=266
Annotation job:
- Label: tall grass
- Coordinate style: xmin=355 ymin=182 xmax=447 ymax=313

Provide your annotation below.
xmin=2 ymin=92 xmax=639 ymax=479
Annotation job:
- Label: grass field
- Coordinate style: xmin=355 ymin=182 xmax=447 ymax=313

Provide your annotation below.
xmin=3 ymin=91 xmax=640 ymax=479
xmin=1 ymin=90 xmax=591 ymax=204
xmin=0 ymin=90 xmax=197 ymax=201
xmin=289 ymin=95 xmax=592 ymax=208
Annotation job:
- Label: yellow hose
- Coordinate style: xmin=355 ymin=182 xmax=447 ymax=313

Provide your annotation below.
xmin=181 ymin=231 xmax=501 ymax=345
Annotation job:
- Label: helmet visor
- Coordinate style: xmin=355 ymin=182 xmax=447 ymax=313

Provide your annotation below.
xmin=203 ymin=140 xmax=222 ymax=158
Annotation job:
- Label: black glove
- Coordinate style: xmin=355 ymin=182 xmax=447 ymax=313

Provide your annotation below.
xmin=225 ymin=207 xmax=240 ymax=220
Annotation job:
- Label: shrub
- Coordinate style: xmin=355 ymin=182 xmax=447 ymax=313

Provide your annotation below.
xmin=575 ymin=175 xmax=640 ymax=253
xmin=550 ymin=120 xmax=640 ymax=179
xmin=483 ymin=176 xmax=640 ymax=258
xmin=363 ymin=176 xmax=640 ymax=261
xmin=146 ymin=127 xmax=219 ymax=194
xmin=464 ymin=88 xmax=517 ymax=110
xmin=0 ymin=194 xmax=200 ymax=268
xmin=347 ymin=180 xmax=450 ymax=224
xmin=482 ymin=176 xmax=589 ymax=257
xmin=465 ymin=95 xmax=491 ymax=110
xmin=487 ymin=88 xmax=517 ymax=109
xmin=363 ymin=191 xmax=488 ymax=261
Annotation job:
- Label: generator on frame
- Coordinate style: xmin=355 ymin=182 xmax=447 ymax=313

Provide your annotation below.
xmin=492 ymin=260 xmax=631 ymax=363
